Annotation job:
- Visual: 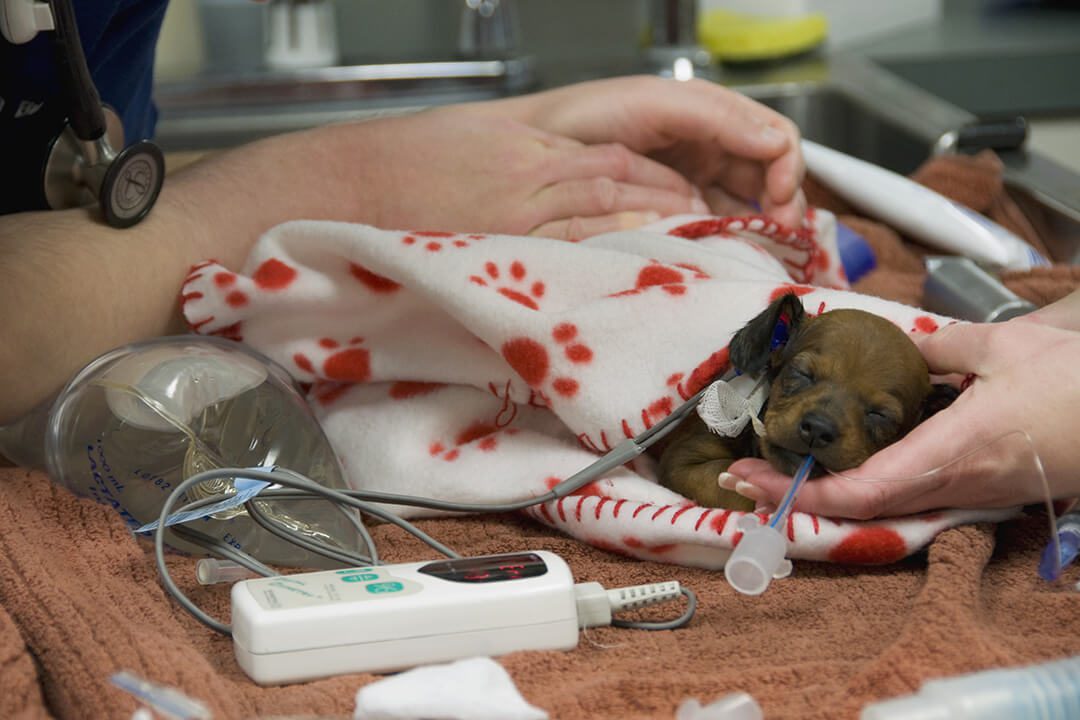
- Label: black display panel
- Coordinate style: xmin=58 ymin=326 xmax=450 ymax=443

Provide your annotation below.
xmin=417 ymin=552 xmax=549 ymax=584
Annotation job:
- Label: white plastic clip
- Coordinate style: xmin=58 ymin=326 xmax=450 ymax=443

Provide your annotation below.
xmin=0 ymin=0 xmax=56 ymax=45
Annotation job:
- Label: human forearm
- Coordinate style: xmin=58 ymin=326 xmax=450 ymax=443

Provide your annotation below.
xmin=0 ymin=121 xmax=389 ymax=424
xmin=0 ymin=199 xmax=204 ymax=424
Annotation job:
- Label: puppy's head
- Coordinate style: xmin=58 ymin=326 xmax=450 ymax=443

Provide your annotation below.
xmin=729 ymin=294 xmax=948 ymax=476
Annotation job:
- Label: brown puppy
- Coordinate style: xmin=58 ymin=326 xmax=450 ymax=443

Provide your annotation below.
xmin=658 ymin=293 xmax=954 ymax=509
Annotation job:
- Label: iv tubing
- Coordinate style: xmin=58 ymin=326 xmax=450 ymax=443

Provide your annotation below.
xmin=769 ymin=454 xmax=815 ymax=529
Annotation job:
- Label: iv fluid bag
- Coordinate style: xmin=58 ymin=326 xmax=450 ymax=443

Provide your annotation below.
xmin=43 ymin=335 xmax=360 ymax=567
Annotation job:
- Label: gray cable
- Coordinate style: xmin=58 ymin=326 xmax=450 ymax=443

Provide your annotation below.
xmin=244 ymin=499 xmax=374 ymax=567
xmin=611 ymin=587 xmax=697 ymax=631
xmin=273 ymin=467 xmax=379 ymax=564
xmin=150 ymin=384 xmax=720 ymax=637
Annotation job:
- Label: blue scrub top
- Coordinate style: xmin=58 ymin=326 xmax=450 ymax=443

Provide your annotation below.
xmin=0 ymin=0 xmax=169 ymax=215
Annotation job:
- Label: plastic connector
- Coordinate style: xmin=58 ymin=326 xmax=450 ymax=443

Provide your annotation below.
xmin=724 ymin=515 xmax=792 ymax=596
xmin=573 ymin=580 xmax=684 ymax=629
xmin=573 ymin=582 xmax=613 ymax=629
xmin=606 ymin=581 xmax=682 ymax=612
xmin=196 ymin=558 xmax=257 ymax=585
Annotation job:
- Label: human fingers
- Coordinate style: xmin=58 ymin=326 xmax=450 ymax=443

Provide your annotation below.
xmin=760 ymin=188 xmax=808 ymax=230
xmin=677 ymin=98 xmax=804 ymax=222
xmin=763 ymin=134 xmax=806 ymax=208
xmin=722 ymin=457 xmax=910 ymax=520
xmin=725 ymin=396 xmax=1021 ymax=519
xmin=531 ymin=177 xmax=709 ymax=225
xmin=710 ymin=157 xmax=766 ymax=203
xmin=685 ymin=80 xmax=798 ymax=160
xmin=914 ymin=322 xmax=992 ymax=376
xmin=702 ymin=153 xmax=807 ymax=229
xmin=701 ymin=186 xmax=758 ymax=217
xmin=559 ymin=143 xmax=700 ymax=199
xmin=530 ymin=211 xmax=662 ymax=242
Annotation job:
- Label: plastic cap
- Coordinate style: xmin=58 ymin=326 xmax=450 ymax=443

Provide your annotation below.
xmin=724 ymin=516 xmax=789 ymax=596
xmin=196 ymin=559 xmax=256 ymax=585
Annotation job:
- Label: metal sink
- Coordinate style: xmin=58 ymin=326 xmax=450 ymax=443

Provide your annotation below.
xmin=879 ymin=50 xmax=1080 ymax=119
xmin=154 ymin=58 xmax=537 ymax=151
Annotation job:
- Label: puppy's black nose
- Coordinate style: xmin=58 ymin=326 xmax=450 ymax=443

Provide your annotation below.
xmin=799 ymin=412 xmax=837 ymax=448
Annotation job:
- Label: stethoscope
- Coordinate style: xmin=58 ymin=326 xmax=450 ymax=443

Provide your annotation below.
xmin=1 ymin=0 xmax=164 ymax=227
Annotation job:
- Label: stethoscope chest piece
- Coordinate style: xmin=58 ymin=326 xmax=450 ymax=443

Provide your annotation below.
xmin=99 ymin=137 xmax=165 ymax=228
xmin=44 ymin=106 xmax=164 ymax=228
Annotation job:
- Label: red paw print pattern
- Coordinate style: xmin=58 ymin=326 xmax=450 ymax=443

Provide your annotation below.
xmin=500 ymin=322 xmax=594 ymax=402
xmin=610 ymin=261 xmax=707 ymax=299
xmin=252 ymin=258 xmax=299 ymax=291
xmin=768 ymin=283 xmax=815 ymax=303
xmin=400 ymin=230 xmax=486 ymax=252
xmin=349 ymin=262 xmax=401 ymax=294
xmin=827 ymin=526 xmax=907 ymax=564
xmin=428 ymin=421 xmax=517 ymax=462
xmin=911 ymin=315 xmax=939 ymax=334
xmin=293 ymin=336 xmax=371 ymax=383
xmin=469 ymin=260 xmax=546 ymax=310
xmin=182 ymin=258 xmax=302 ymax=333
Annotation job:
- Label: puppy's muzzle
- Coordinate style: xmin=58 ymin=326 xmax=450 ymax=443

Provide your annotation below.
xmin=798 ymin=411 xmax=838 ymax=449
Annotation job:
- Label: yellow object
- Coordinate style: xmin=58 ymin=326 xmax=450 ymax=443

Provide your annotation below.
xmin=698 ymin=10 xmax=828 ymax=62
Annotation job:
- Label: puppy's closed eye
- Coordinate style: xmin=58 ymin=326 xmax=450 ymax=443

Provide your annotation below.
xmin=864 ymin=403 xmax=901 ymax=442
xmin=780 ymin=363 xmax=814 ymax=395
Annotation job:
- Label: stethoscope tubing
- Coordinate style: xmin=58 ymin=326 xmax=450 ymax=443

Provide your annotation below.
xmin=47 ymin=0 xmax=106 ymax=142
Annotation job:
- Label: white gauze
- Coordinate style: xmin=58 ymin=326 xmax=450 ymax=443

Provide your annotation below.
xmin=696 ymin=374 xmax=768 ymax=438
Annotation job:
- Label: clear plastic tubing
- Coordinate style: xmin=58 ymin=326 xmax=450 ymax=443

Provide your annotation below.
xmin=861 ymin=654 xmax=1080 ymax=720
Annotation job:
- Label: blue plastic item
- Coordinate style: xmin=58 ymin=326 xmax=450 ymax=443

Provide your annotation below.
xmin=835 ymin=221 xmax=877 ymax=283
xmin=1038 ymin=511 xmax=1080 ymax=581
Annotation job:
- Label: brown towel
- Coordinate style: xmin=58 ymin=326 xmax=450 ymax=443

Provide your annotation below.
xmin=1 ymin=153 xmax=1078 ymax=720
xmin=2 ymin=467 xmax=1080 ymax=720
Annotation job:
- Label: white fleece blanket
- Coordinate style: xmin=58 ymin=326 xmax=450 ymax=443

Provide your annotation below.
xmin=180 ymin=211 xmax=1013 ymax=570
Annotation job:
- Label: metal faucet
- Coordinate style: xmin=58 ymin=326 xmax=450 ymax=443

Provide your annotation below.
xmin=644 ymin=0 xmax=714 ymax=80
xmin=459 ymin=0 xmax=520 ymax=60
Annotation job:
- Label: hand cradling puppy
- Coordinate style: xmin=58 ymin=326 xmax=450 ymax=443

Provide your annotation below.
xmin=657 ymin=293 xmax=956 ymax=509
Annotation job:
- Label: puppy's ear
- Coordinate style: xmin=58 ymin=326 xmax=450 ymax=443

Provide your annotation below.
xmin=729 ymin=293 xmax=807 ymax=376
xmin=918 ymin=383 xmax=959 ymax=423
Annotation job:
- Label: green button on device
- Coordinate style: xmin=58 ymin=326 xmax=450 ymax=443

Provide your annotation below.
xmin=365 ymin=582 xmax=404 ymax=594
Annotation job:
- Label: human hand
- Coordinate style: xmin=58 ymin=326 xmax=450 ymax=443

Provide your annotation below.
xmin=722 ymin=318 xmax=1080 ymax=519
xmin=492 ymin=76 xmax=806 ymax=228
xmin=350 ymin=104 xmax=709 ymax=240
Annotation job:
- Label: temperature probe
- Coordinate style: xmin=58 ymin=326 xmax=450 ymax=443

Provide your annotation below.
xmin=231 ymin=550 xmax=685 ymax=684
